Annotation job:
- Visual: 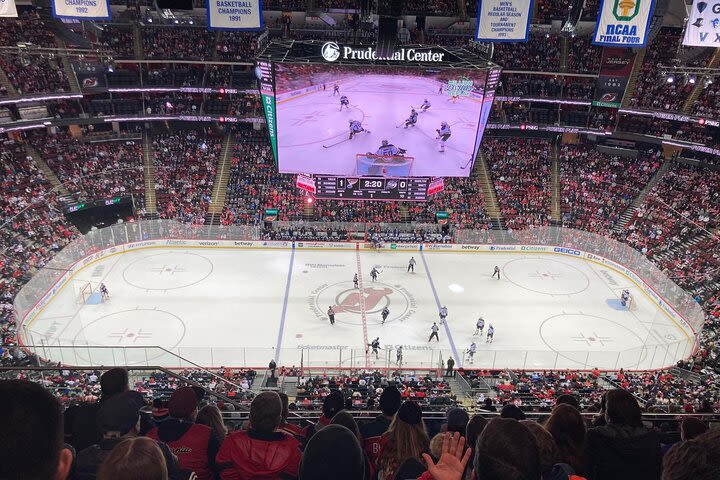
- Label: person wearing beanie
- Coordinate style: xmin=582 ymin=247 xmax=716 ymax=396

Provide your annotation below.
xmin=376 ymin=401 xmax=429 ymax=480
xmin=145 ymin=387 xmax=219 ymax=480
xmin=216 ymin=391 xmax=302 ymax=479
xmin=300 ymin=425 xmax=365 ymax=480
xmin=445 ymin=407 xmax=470 ymax=437
xmin=302 ymin=390 xmax=344 ymax=441
xmin=360 ymin=385 xmax=401 ymax=465
xmin=500 ymin=403 xmax=526 ymax=421
xmin=75 ymin=392 xmax=181 ymax=480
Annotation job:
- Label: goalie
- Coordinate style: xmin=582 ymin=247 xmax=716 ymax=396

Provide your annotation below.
xmin=620 ymin=289 xmax=632 ymax=308
xmin=374 ymin=139 xmax=406 ymax=157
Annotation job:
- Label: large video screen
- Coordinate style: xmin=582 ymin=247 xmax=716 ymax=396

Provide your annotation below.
xmin=273 ymin=63 xmax=493 ymax=177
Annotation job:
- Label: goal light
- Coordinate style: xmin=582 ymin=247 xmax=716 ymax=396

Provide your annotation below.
xmin=305 ymin=196 xmax=314 ymax=204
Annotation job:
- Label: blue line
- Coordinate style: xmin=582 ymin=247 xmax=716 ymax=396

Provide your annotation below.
xmin=420 ymin=251 xmax=460 ymax=365
xmin=275 ymin=245 xmax=295 ymax=363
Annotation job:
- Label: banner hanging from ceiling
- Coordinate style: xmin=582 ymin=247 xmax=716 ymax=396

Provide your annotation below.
xmin=475 ymin=0 xmax=533 ymax=42
xmin=206 ymin=0 xmax=263 ymax=30
xmin=592 ymin=0 xmax=656 ymax=47
xmin=51 ymin=0 xmax=111 ymax=20
xmin=683 ymin=0 xmax=720 ymax=46
xmin=0 ymin=0 xmax=18 ymax=18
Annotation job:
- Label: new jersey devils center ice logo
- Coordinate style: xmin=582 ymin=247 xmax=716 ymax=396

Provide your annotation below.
xmin=334 ymin=287 xmax=393 ymax=314
xmin=321 ymin=42 xmax=341 ymax=62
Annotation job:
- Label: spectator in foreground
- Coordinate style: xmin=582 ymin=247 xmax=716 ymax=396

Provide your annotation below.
xmin=446 ymin=407 xmax=470 ymax=436
xmin=679 ymin=417 xmax=708 ymax=441
xmin=376 ymin=400 xmax=430 ymax=480
xmin=0 ymin=379 xmax=74 ymax=480
xmin=360 ymin=385 xmax=402 ymax=465
xmin=145 ymin=387 xmax=219 ymax=480
xmin=475 ymin=418 xmax=540 ymax=479
xmin=662 ymin=428 xmax=720 ymax=480
xmin=278 ymin=392 xmax=304 ymax=441
xmin=300 ymin=424 xmax=365 ymax=480
xmin=196 ymin=404 xmax=229 ymax=443
xmin=586 ymin=389 xmax=661 ymax=480
xmin=216 ymin=391 xmax=302 ymax=479
xmin=545 ymin=403 xmax=588 ymax=476
xmin=303 ymin=390 xmax=344 ymax=440
xmin=97 ymin=437 xmax=168 ymax=480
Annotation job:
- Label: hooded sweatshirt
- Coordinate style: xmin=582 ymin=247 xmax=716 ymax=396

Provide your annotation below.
xmin=216 ymin=429 xmax=302 ymax=480
xmin=586 ymin=423 xmax=661 ymax=480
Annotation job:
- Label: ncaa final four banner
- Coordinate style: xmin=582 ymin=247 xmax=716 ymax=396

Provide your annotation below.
xmin=0 ymin=0 xmax=18 ymax=18
xmin=51 ymin=0 xmax=110 ymax=19
xmin=206 ymin=0 xmax=263 ymax=30
xmin=683 ymin=0 xmax=720 ymax=46
xmin=592 ymin=0 xmax=656 ymax=47
xmin=475 ymin=0 xmax=533 ymax=42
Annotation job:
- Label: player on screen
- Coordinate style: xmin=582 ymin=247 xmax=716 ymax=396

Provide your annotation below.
xmin=420 ymin=99 xmax=431 ymax=112
xmin=100 ymin=283 xmax=109 ymax=300
xmin=474 ymin=317 xmax=485 ymax=336
xmin=374 ymin=140 xmax=406 ymax=157
xmin=348 ymin=120 xmax=369 ymax=139
xmin=333 ymin=82 xmax=340 ymax=95
xmin=339 ymin=95 xmax=350 ymax=111
xmin=436 ymin=122 xmax=452 ymax=152
xmin=403 ymin=109 xmax=418 ymax=128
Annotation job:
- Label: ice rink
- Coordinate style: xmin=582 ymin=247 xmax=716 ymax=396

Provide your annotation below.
xmin=275 ymin=75 xmax=485 ymax=177
xmin=22 ymin=247 xmax=695 ymax=370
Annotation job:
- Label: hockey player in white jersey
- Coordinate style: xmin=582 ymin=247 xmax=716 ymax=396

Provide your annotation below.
xmin=420 ymin=99 xmax=431 ymax=112
xmin=439 ymin=305 xmax=448 ymax=324
xmin=339 ymin=95 xmax=350 ymax=111
xmin=436 ymin=122 xmax=451 ymax=152
xmin=474 ymin=317 xmax=485 ymax=336
xmin=348 ymin=120 xmax=369 ymax=139
xmin=374 ymin=140 xmax=406 ymax=156
xmin=467 ymin=341 xmax=477 ymax=364
xmin=404 ymin=109 xmax=419 ymax=128
xmin=487 ymin=324 xmax=495 ymax=343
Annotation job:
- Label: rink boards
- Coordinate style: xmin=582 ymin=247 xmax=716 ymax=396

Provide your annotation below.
xmin=17 ymin=239 xmax=697 ymax=371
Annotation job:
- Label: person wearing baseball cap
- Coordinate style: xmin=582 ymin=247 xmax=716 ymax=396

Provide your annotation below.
xmin=74 ymin=392 xmax=181 ymax=480
xmin=145 ymin=387 xmax=219 ymax=480
xmin=360 ymin=386 xmax=402 ymax=465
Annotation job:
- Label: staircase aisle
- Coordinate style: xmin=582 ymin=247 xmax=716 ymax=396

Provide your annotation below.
xmin=56 ymin=38 xmax=81 ymax=93
xmin=24 ymin=143 xmax=74 ymax=201
xmin=683 ymin=49 xmax=720 ymax=114
xmin=205 ymin=133 xmax=238 ymax=225
xmin=612 ymin=160 xmax=671 ymax=234
xmin=620 ymin=48 xmax=647 ymax=108
xmin=133 ymin=24 xmax=143 ymax=59
xmin=0 ymin=65 xmax=17 ymax=97
xmin=550 ymin=140 xmax=561 ymax=224
xmin=475 ymin=150 xmax=506 ymax=230
xmin=143 ymin=133 xmax=158 ymax=218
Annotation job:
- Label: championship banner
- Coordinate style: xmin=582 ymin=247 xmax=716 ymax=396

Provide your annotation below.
xmin=683 ymin=0 xmax=720 ymax=46
xmin=475 ymin=0 xmax=533 ymax=42
xmin=592 ymin=0 xmax=655 ymax=47
xmin=51 ymin=0 xmax=110 ymax=20
xmin=592 ymin=47 xmax=636 ymax=108
xmin=206 ymin=0 xmax=263 ymax=30
xmin=0 ymin=0 xmax=18 ymax=18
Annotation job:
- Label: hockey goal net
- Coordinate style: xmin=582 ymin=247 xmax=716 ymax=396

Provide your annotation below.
xmin=76 ymin=282 xmax=93 ymax=305
xmin=356 ymin=154 xmax=414 ymax=177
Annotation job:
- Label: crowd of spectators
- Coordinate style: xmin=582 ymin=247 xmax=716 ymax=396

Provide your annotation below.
xmin=153 ymin=129 xmax=221 ymax=224
xmin=500 ymin=74 xmax=595 ymax=100
xmin=566 ymin=35 xmax=601 ymax=74
xmin=485 ymin=137 xmax=552 ymax=229
xmin=0 ymin=55 xmax=71 ymax=96
xmin=692 ymin=81 xmax=720 ymax=119
xmin=560 ymin=145 xmax=660 ymax=233
xmin=215 ymin=32 xmax=260 ymax=61
xmin=142 ymin=27 xmax=214 ymax=60
xmin=98 ymin=26 xmax=136 ymax=59
xmin=493 ymin=33 xmax=561 ymax=72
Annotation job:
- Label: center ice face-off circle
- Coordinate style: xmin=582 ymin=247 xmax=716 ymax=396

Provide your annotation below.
xmin=313 ymin=281 xmax=411 ymax=325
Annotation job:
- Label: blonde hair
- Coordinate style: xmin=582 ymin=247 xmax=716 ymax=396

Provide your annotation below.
xmin=429 ymin=433 xmax=445 ymax=459
xmin=97 ymin=437 xmax=168 ymax=480
xmin=379 ymin=416 xmax=429 ymax=480
xmin=196 ymin=404 xmax=228 ymax=441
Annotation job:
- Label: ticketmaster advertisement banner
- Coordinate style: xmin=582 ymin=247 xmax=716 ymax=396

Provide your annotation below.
xmin=592 ymin=0 xmax=655 ymax=47
xmin=52 ymin=0 xmax=110 ymax=19
xmin=0 ymin=0 xmax=18 ymax=18
xmin=475 ymin=0 xmax=533 ymax=42
xmin=206 ymin=0 xmax=263 ymax=30
xmin=683 ymin=0 xmax=720 ymax=46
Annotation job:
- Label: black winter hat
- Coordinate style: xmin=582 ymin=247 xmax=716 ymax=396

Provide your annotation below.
xmin=379 ymin=386 xmax=402 ymax=416
xmin=322 ymin=391 xmax=345 ymax=418
xmin=300 ymin=424 xmax=365 ymax=480
xmin=397 ymin=400 xmax=423 ymax=425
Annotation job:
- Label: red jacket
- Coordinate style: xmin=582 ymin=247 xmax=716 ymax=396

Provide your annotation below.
xmin=146 ymin=422 xmax=215 ymax=480
xmin=216 ymin=429 xmax=302 ymax=480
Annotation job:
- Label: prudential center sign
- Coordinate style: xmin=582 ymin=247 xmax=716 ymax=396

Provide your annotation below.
xmin=321 ymin=42 xmax=446 ymax=63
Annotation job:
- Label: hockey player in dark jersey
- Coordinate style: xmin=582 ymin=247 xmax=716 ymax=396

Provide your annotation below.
xmin=333 ymin=83 xmax=340 ymax=95
xmin=368 ymin=337 xmax=380 ymax=359
xmin=420 ymin=99 xmax=431 ymax=112
xmin=404 ymin=109 xmax=419 ymax=128
xmin=339 ymin=95 xmax=350 ymax=111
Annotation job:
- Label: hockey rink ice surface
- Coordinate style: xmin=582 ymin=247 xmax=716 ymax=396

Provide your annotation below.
xmin=275 ymin=75 xmax=484 ymax=177
xmin=23 ymin=247 xmax=695 ymax=370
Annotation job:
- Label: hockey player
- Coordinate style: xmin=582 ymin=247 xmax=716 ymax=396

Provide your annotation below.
xmin=620 ymin=289 xmax=630 ymax=307
xmin=353 ymin=273 xmax=359 ymax=289
xmin=407 ymin=256 xmax=416 ymax=273
xmin=348 ymin=119 xmax=369 ymax=139
xmin=474 ymin=317 xmax=485 ymax=336
xmin=439 ymin=305 xmax=448 ymax=324
xmin=428 ymin=322 xmax=439 ymax=342
xmin=436 ymin=122 xmax=451 ymax=153
xmin=420 ymin=99 xmax=431 ymax=112
xmin=486 ymin=324 xmax=495 ymax=343
xmin=396 ymin=346 xmax=403 ymax=366
xmin=99 ymin=283 xmax=109 ymax=300
xmin=404 ymin=109 xmax=419 ymax=128
xmin=339 ymin=95 xmax=350 ymax=111
xmin=369 ymin=337 xmax=380 ymax=359
xmin=381 ymin=306 xmax=390 ymax=324
xmin=333 ymin=83 xmax=340 ymax=96
xmin=467 ymin=341 xmax=477 ymax=364
xmin=328 ymin=306 xmax=336 ymax=325
xmin=370 ymin=267 xmax=379 ymax=282
xmin=492 ymin=265 xmax=501 ymax=279
xmin=374 ymin=140 xmax=406 ymax=157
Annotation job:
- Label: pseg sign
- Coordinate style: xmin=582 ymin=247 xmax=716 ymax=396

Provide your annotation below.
xmin=321 ymin=42 xmax=446 ymax=63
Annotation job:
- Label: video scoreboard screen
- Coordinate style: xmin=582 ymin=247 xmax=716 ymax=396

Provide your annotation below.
xmin=314 ymin=176 xmax=429 ymax=201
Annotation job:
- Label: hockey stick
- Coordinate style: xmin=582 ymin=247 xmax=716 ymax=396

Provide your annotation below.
xmin=323 ymin=138 xmax=351 ymax=148
xmin=460 ymin=156 xmax=474 ymax=170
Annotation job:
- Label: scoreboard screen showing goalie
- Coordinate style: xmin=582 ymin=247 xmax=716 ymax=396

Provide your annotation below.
xmin=273 ymin=62 xmax=497 ymax=177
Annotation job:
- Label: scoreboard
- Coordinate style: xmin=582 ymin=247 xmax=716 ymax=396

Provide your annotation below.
xmin=314 ymin=176 xmax=429 ymax=201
